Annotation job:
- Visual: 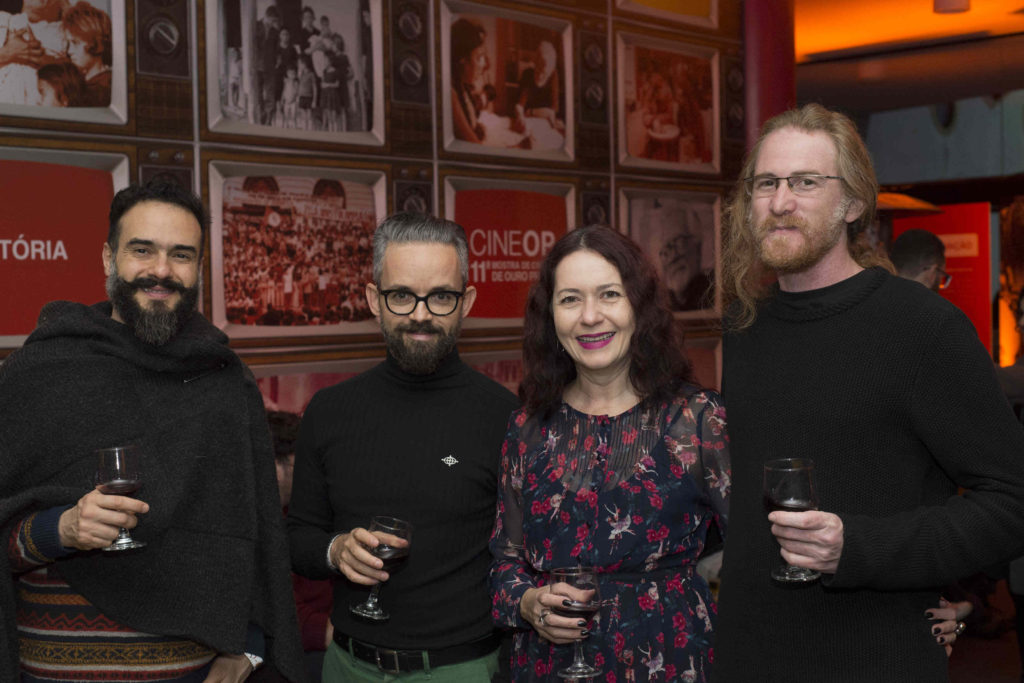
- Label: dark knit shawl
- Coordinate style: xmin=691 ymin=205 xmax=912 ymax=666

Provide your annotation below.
xmin=0 ymin=301 xmax=305 ymax=682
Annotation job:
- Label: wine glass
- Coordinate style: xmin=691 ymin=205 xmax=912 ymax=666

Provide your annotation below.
xmin=94 ymin=446 xmax=146 ymax=552
xmin=549 ymin=566 xmax=602 ymax=680
xmin=350 ymin=516 xmax=413 ymax=622
xmin=762 ymin=458 xmax=820 ymax=583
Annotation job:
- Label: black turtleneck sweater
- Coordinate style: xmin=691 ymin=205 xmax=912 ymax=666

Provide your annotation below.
xmin=287 ymin=350 xmax=519 ymax=650
xmin=712 ymin=268 xmax=1024 ymax=683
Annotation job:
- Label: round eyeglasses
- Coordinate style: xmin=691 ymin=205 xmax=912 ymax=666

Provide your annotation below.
xmin=745 ymin=174 xmax=844 ymax=197
xmin=379 ymin=289 xmax=464 ymax=316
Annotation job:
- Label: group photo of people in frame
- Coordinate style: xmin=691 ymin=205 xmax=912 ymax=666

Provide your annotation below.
xmin=620 ymin=38 xmax=716 ymax=169
xmin=217 ymin=0 xmax=373 ymax=133
xmin=0 ymin=0 xmax=112 ymax=107
xmin=219 ymin=174 xmax=378 ymax=327
xmin=447 ymin=9 xmax=568 ymax=153
xmin=626 ymin=190 xmax=719 ymax=314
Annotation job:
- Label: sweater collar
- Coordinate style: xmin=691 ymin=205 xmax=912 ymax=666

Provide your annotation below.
xmin=382 ymin=347 xmax=464 ymax=384
xmin=25 ymin=300 xmax=235 ymax=375
xmin=764 ymin=267 xmax=888 ymax=322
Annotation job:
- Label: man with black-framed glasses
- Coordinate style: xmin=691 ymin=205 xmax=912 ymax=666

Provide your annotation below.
xmin=288 ymin=212 xmax=519 ymax=681
xmin=891 ymin=228 xmax=951 ymax=293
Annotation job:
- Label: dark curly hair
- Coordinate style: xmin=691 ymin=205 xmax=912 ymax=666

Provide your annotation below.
xmin=519 ymin=224 xmax=694 ymax=419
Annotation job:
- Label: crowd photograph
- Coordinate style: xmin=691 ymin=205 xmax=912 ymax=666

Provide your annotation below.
xmin=220 ymin=175 xmax=377 ymax=327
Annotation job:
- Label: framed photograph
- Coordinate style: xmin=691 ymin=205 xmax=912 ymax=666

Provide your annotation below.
xmin=440 ymin=0 xmax=574 ymax=162
xmin=618 ymin=185 xmax=721 ymax=318
xmin=206 ymin=156 xmax=388 ymax=343
xmin=204 ymin=0 xmax=385 ymax=146
xmin=0 ymin=0 xmax=127 ymax=125
xmin=442 ymin=170 xmax=576 ymax=331
xmin=615 ymin=0 xmax=718 ymax=30
xmin=616 ymin=31 xmax=720 ymax=174
xmin=0 ymin=138 xmax=132 ymax=352
xmin=683 ymin=333 xmax=721 ymax=391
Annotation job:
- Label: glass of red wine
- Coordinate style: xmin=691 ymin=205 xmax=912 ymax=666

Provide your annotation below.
xmin=763 ymin=458 xmax=820 ymax=583
xmin=94 ymin=445 xmax=146 ymax=552
xmin=549 ymin=566 xmax=602 ymax=680
xmin=350 ymin=516 xmax=412 ymax=622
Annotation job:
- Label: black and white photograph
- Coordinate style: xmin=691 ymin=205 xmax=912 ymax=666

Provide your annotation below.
xmin=620 ymin=187 xmax=720 ymax=316
xmin=208 ymin=160 xmax=387 ymax=340
xmin=0 ymin=0 xmax=126 ymax=123
xmin=205 ymin=0 xmax=384 ymax=145
xmin=441 ymin=0 xmax=574 ymax=162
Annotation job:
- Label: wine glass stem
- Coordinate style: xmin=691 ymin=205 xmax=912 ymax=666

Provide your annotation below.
xmin=572 ymin=639 xmax=586 ymax=667
xmin=365 ymin=583 xmax=382 ymax=608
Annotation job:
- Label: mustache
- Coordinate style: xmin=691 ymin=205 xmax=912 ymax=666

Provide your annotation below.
xmin=127 ymin=276 xmax=188 ymax=293
xmin=396 ymin=321 xmax=443 ymax=335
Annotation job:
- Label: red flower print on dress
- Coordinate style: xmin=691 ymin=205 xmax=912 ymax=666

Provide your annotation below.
xmin=646 ymin=524 xmax=669 ymax=543
xmin=623 ymin=426 xmax=638 ymax=445
xmin=638 ymin=593 xmax=657 ymax=611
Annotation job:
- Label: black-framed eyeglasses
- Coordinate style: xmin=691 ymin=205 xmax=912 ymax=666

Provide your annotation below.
xmin=744 ymin=174 xmax=844 ymax=197
xmin=936 ymin=267 xmax=952 ymax=290
xmin=379 ymin=288 xmax=465 ymax=316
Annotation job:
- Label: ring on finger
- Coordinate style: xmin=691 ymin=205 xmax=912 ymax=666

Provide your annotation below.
xmin=539 ymin=609 xmax=550 ymax=626
xmin=954 ymin=621 xmax=966 ymax=636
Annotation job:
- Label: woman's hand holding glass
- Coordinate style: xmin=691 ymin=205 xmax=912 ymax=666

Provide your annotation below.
xmin=521 ymin=581 xmax=595 ymax=645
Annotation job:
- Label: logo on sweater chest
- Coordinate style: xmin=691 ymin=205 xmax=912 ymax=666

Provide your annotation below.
xmin=441 ymin=454 xmax=459 ymax=467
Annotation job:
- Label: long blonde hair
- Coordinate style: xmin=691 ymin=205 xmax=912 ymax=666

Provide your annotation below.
xmin=720 ymin=104 xmax=891 ymax=330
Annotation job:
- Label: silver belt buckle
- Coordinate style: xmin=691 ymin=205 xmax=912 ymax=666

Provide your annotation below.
xmin=375 ymin=647 xmax=401 ymax=674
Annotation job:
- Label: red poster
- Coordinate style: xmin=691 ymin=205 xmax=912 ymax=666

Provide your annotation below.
xmin=0 ymin=161 xmax=112 ymax=336
xmin=892 ymin=202 xmax=991 ymax=349
xmin=455 ymin=189 xmax=568 ymax=319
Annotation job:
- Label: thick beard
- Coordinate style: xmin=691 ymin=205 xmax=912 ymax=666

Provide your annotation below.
xmin=381 ymin=318 xmax=460 ymax=375
xmin=754 ymin=199 xmax=850 ymax=273
xmin=106 ymin=268 xmax=200 ymax=346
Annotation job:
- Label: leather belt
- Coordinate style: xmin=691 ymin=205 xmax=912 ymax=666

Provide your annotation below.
xmin=335 ymin=630 xmax=501 ymax=674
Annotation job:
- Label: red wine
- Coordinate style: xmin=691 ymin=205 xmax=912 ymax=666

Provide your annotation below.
xmin=552 ymin=600 xmax=599 ymax=622
xmin=373 ymin=544 xmax=409 ymax=572
xmin=99 ymin=479 xmax=141 ymax=496
xmin=763 ymin=496 xmax=816 ymax=514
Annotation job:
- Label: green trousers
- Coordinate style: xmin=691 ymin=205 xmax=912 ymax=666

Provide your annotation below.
xmin=322 ymin=640 xmax=499 ymax=682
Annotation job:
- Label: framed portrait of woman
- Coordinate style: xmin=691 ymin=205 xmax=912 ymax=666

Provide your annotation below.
xmin=440 ymin=0 xmax=574 ymax=163
xmin=616 ymin=30 xmax=720 ymax=175
xmin=0 ymin=0 xmax=127 ymax=127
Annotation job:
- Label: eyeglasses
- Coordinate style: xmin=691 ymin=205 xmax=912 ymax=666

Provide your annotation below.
xmin=744 ymin=174 xmax=844 ymax=197
xmin=379 ymin=288 xmax=465 ymax=316
xmin=935 ymin=267 xmax=952 ymax=290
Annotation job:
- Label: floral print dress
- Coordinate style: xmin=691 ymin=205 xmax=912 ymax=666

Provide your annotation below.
xmin=489 ymin=387 xmax=730 ymax=682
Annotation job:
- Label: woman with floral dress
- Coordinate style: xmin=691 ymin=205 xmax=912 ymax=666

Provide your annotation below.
xmin=489 ymin=224 xmax=730 ymax=682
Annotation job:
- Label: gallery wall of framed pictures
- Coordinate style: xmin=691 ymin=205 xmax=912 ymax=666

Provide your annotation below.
xmin=0 ymin=0 xmax=745 ymax=379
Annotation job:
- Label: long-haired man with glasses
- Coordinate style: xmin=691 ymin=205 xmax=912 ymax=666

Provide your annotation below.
xmin=711 ymin=104 xmax=1024 ymax=682
xmin=287 ymin=213 xmax=518 ymax=681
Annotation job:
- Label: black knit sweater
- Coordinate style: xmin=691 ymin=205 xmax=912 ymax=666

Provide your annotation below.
xmin=0 ymin=301 xmax=305 ymax=682
xmin=287 ymin=350 xmax=519 ymax=650
xmin=712 ymin=268 xmax=1024 ymax=683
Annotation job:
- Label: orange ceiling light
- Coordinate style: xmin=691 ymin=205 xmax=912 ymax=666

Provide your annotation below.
xmin=794 ymin=0 xmax=1024 ymax=62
